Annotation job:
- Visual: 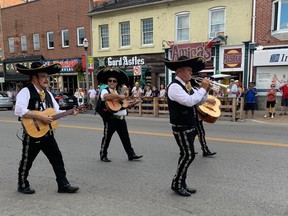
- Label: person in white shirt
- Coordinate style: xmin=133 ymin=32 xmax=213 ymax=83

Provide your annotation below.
xmin=88 ymin=85 xmax=97 ymax=110
xmin=96 ymin=67 xmax=143 ymax=162
xmin=164 ymin=56 xmax=211 ymax=197
xmin=131 ymin=82 xmax=143 ymax=98
xmin=14 ymin=62 xmax=79 ymax=194
xmin=227 ymin=79 xmax=239 ymax=98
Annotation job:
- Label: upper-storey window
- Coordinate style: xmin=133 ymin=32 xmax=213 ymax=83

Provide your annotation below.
xmin=120 ymin=21 xmax=130 ymax=47
xmin=33 ymin=33 xmax=40 ymax=50
xmin=62 ymin=29 xmax=69 ymax=48
xmin=209 ymin=7 xmax=225 ymax=38
xmin=47 ymin=32 xmax=54 ymax=49
xmin=77 ymin=27 xmax=85 ymax=46
xmin=8 ymin=37 xmax=14 ymax=53
xmin=100 ymin=25 xmax=109 ymax=49
xmin=142 ymin=18 xmax=153 ymax=45
xmin=176 ymin=12 xmax=190 ymax=42
xmin=21 ymin=35 xmax=27 ymax=52
xmin=272 ymin=0 xmax=288 ymax=31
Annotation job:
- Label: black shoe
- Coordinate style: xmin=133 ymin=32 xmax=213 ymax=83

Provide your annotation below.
xmin=128 ymin=154 xmax=143 ymax=161
xmin=184 ymin=187 xmax=197 ymax=194
xmin=171 ymin=187 xmax=192 ymax=197
xmin=101 ymin=157 xmax=111 ymax=162
xmin=203 ymin=148 xmax=217 ymax=157
xmin=58 ymin=184 xmax=79 ymax=193
xmin=18 ymin=186 xmax=35 ymax=194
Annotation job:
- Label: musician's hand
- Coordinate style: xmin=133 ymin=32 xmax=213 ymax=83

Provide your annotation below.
xmin=206 ymin=98 xmax=216 ymax=105
xmin=39 ymin=115 xmax=53 ymax=124
xmin=200 ymin=78 xmax=211 ymax=92
xmin=72 ymin=108 xmax=80 ymax=116
xmin=118 ymin=94 xmax=126 ymax=100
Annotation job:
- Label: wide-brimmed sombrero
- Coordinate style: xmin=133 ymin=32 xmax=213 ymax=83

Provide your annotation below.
xmin=97 ymin=67 xmax=129 ymax=85
xmin=163 ymin=56 xmax=206 ymax=72
xmin=16 ymin=62 xmax=62 ymax=75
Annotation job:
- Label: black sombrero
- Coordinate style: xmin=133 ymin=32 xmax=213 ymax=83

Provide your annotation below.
xmin=16 ymin=62 xmax=62 ymax=75
xmin=97 ymin=67 xmax=129 ymax=85
xmin=163 ymin=56 xmax=206 ymax=72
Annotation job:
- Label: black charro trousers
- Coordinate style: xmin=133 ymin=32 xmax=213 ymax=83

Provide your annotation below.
xmin=171 ymin=126 xmax=197 ymax=189
xmin=18 ymin=132 xmax=69 ymax=189
xmin=100 ymin=118 xmax=135 ymax=158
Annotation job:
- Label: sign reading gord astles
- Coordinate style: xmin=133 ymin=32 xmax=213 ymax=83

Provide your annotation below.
xmin=107 ymin=56 xmax=145 ymax=67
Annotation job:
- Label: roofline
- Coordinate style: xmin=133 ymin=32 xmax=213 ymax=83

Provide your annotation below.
xmin=87 ymin=0 xmax=175 ymax=16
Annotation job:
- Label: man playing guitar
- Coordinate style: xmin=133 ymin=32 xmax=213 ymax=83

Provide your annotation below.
xmin=15 ymin=62 xmax=80 ymax=194
xmin=96 ymin=67 xmax=143 ymax=162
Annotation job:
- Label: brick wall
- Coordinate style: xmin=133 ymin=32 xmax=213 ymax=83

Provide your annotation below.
xmin=255 ymin=0 xmax=288 ymax=46
xmin=1 ymin=0 xmax=91 ymax=60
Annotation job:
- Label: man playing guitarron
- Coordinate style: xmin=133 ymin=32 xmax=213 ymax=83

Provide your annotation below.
xmin=15 ymin=62 xmax=80 ymax=194
xmin=96 ymin=67 xmax=143 ymax=162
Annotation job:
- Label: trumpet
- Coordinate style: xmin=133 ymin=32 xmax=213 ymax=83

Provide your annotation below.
xmin=192 ymin=77 xmax=229 ymax=92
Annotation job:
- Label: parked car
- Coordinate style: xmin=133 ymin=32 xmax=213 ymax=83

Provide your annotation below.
xmin=53 ymin=92 xmax=78 ymax=110
xmin=0 ymin=92 xmax=14 ymax=110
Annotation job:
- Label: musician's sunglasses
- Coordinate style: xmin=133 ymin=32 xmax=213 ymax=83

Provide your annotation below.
xmin=108 ymin=79 xmax=117 ymax=83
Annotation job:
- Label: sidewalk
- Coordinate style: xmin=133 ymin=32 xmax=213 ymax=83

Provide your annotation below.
xmin=241 ymin=110 xmax=288 ymax=124
xmin=84 ymin=109 xmax=288 ymax=124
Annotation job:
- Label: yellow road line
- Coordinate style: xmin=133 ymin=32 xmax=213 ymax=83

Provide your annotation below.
xmin=1 ymin=119 xmax=288 ymax=147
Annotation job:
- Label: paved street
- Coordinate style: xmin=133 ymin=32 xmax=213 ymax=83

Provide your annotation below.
xmin=0 ymin=110 xmax=288 ymax=216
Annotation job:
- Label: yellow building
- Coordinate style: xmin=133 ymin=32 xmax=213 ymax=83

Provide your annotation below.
xmin=88 ymin=0 xmax=253 ymax=88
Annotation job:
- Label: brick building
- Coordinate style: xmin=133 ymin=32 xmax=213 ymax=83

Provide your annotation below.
xmin=252 ymin=0 xmax=288 ymax=108
xmin=0 ymin=0 xmax=91 ymax=93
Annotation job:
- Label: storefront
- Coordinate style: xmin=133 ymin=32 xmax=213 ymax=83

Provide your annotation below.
xmin=45 ymin=58 xmax=81 ymax=94
xmin=219 ymin=45 xmax=245 ymax=86
xmin=254 ymin=48 xmax=288 ymax=96
xmin=2 ymin=55 xmax=44 ymax=91
xmin=94 ymin=53 xmax=165 ymax=89
xmin=166 ymin=42 xmax=214 ymax=84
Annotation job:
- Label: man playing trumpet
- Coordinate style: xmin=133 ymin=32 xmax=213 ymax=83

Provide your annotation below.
xmin=164 ymin=56 xmax=211 ymax=197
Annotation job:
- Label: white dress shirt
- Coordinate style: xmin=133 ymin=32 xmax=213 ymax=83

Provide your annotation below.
xmin=15 ymin=85 xmax=62 ymax=117
xmin=168 ymin=76 xmax=208 ymax=107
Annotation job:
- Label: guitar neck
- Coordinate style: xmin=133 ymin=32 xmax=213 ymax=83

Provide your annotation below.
xmin=52 ymin=109 xmax=74 ymax=121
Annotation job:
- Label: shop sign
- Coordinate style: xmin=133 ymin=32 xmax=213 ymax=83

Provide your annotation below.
xmin=133 ymin=66 xmax=141 ymax=76
xmin=107 ymin=56 xmax=145 ymax=67
xmin=5 ymin=61 xmax=33 ymax=72
xmin=223 ymin=48 xmax=242 ymax=68
xmin=46 ymin=58 xmax=81 ymax=72
xmin=254 ymin=49 xmax=288 ymax=66
xmin=170 ymin=42 xmax=212 ymax=61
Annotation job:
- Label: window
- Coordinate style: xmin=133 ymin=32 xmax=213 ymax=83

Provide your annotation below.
xmin=47 ymin=32 xmax=54 ymax=49
xmin=120 ymin=22 xmax=130 ymax=47
xmin=33 ymin=33 xmax=40 ymax=50
xmin=209 ymin=8 xmax=225 ymax=38
xmin=77 ymin=27 xmax=85 ymax=46
xmin=62 ymin=29 xmax=69 ymax=48
xmin=176 ymin=13 xmax=190 ymax=42
xmin=142 ymin=18 xmax=153 ymax=45
xmin=21 ymin=35 xmax=27 ymax=51
xmin=272 ymin=0 xmax=288 ymax=31
xmin=8 ymin=37 xmax=14 ymax=53
xmin=100 ymin=25 xmax=109 ymax=49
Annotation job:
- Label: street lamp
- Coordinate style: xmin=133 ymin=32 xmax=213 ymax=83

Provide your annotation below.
xmin=83 ymin=38 xmax=89 ymax=96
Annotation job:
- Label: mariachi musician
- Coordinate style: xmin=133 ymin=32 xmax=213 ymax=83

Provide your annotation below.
xmin=164 ymin=55 xmax=212 ymax=197
xmin=14 ymin=62 xmax=80 ymax=194
xmin=96 ymin=66 xmax=143 ymax=162
xmin=187 ymin=79 xmax=217 ymax=157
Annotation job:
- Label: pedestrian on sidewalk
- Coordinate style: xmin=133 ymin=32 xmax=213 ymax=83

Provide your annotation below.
xmin=279 ymin=82 xmax=288 ymax=116
xmin=264 ymin=84 xmax=277 ymax=119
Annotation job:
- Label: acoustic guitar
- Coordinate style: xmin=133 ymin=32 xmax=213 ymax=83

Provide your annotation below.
xmin=197 ymin=95 xmax=221 ymax=123
xmin=105 ymin=97 xmax=140 ymax=113
xmin=22 ymin=107 xmax=78 ymax=138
